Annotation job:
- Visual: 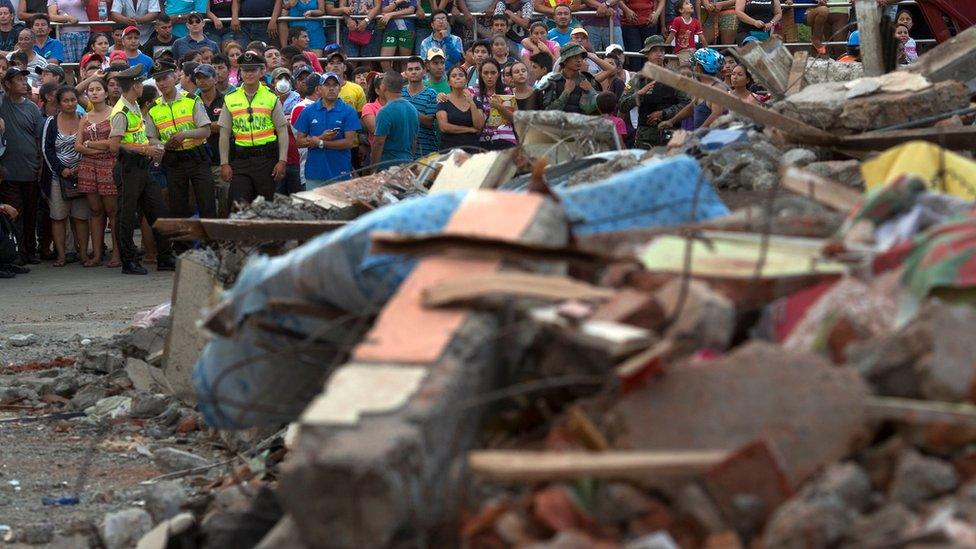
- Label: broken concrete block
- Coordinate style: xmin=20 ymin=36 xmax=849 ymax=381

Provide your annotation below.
xmin=888 ymin=449 xmax=959 ymax=508
xmin=654 ymin=278 xmax=735 ymax=353
xmin=142 ymin=480 xmax=187 ymax=522
xmin=99 ymin=508 xmax=152 ymax=549
xmin=775 ymin=80 xmax=971 ymax=133
xmin=611 ymin=343 xmax=868 ymax=485
xmin=804 ymin=160 xmax=864 ymax=189
xmin=905 ymin=25 xmax=976 ymax=93
xmin=124 ymin=358 xmax=164 ymax=393
xmin=803 ymin=58 xmax=864 ymax=84
xmin=152 ymin=448 xmax=211 ymax=473
xmin=279 ymin=191 xmax=570 ymax=548
xmin=430 ymin=150 xmax=517 ymax=193
xmin=779 ymin=148 xmax=818 ymax=168
xmin=845 ymin=503 xmax=918 ymax=548
xmin=163 ymin=255 xmax=221 ymax=405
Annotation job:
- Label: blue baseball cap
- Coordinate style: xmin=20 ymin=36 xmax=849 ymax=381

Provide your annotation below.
xmin=322 ymin=71 xmax=341 ymax=84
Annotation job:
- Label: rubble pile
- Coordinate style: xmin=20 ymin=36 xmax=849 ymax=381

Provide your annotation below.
xmin=2 ymin=28 xmax=976 ymax=549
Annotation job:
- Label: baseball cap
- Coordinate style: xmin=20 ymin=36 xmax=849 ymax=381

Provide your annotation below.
xmin=570 ymin=26 xmax=588 ymax=36
xmin=322 ymin=71 xmax=340 ymax=84
xmin=182 ymin=61 xmax=200 ymax=75
xmin=80 ymin=52 xmax=104 ymax=68
xmin=109 ymin=50 xmax=128 ymax=63
xmin=2 ymin=67 xmax=30 ymax=81
xmin=305 ymin=72 xmax=324 ymax=90
xmin=271 ymin=67 xmax=292 ymax=81
xmin=193 ymin=63 xmax=216 ymax=79
xmin=293 ymin=64 xmax=313 ymax=78
xmin=425 ymin=47 xmax=445 ymax=61
xmin=35 ymin=64 xmax=65 ymax=79
xmin=186 ymin=11 xmax=204 ymax=21
xmin=604 ymin=43 xmax=623 ymax=56
xmin=123 ymin=25 xmax=140 ymax=36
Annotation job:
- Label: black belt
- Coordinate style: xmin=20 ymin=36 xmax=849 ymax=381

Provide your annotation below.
xmin=164 ymin=146 xmax=208 ymax=163
xmin=233 ymin=142 xmax=277 ymax=159
xmin=117 ymin=150 xmax=150 ymax=168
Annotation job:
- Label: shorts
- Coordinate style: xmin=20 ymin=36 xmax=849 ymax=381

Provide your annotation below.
xmin=382 ymin=29 xmax=415 ymax=50
xmin=717 ymin=11 xmax=737 ymax=31
xmin=47 ymin=178 xmax=91 ymax=221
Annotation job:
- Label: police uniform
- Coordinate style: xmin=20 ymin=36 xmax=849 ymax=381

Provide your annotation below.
xmin=539 ymin=43 xmax=599 ymax=114
xmin=108 ymin=63 xmax=175 ymax=275
xmin=618 ymin=36 xmax=691 ymax=149
xmin=217 ymin=52 xmax=289 ymax=208
xmin=145 ymin=61 xmax=217 ymax=226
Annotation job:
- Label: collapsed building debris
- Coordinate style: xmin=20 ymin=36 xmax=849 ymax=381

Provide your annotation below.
xmin=3 ymin=25 xmax=976 ymax=549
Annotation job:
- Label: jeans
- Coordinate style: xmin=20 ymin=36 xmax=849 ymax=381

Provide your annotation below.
xmin=239 ymin=21 xmax=271 ymax=45
xmin=413 ymin=27 xmax=432 ymax=55
xmin=585 ymin=24 xmax=623 ymax=52
xmin=621 ymin=24 xmax=658 ymax=71
xmin=205 ymin=27 xmax=249 ymax=46
xmin=277 ymin=164 xmax=304 ymax=195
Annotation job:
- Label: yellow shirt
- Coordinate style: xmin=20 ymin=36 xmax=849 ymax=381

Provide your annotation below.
xmin=339 ymin=81 xmax=366 ymax=113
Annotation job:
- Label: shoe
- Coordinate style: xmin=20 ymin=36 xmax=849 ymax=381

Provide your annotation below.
xmin=121 ymin=260 xmax=148 ymax=275
xmin=0 ymin=268 xmax=15 ymax=279
xmin=156 ymin=257 xmax=176 ymax=272
xmin=5 ymin=264 xmax=29 ymax=274
xmin=23 ymin=254 xmax=41 ymax=265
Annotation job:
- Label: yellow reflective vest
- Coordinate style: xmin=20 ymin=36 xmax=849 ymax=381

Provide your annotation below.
xmin=147 ymin=92 xmax=205 ymax=150
xmin=109 ymin=99 xmax=147 ymax=145
xmin=224 ymin=85 xmax=277 ymax=147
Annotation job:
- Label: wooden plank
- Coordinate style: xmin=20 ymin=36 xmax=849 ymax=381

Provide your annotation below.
xmin=836 ymin=125 xmax=976 ymax=151
xmin=641 ymin=63 xmax=836 ymax=145
xmin=421 ymin=272 xmax=615 ymax=307
xmin=370 ymin=231 xmax=610 ymax=266
xmin=785 ymin=51 xmax=809 ymax=96
xmin=154 ymin=218 xmax=346 ymax=241
xmin=780 ymin=166 xmax=862 ymax=212
xmin=854 ymin=0 xmax=884 ymax=77
xmin=468 ymin=450 xmax=727 ymax=481
xmin=866 ymin=396 xmax=976 ymax=427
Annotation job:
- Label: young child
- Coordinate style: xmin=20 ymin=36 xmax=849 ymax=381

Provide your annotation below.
xmin=596 ymin=91 xmax=627 ymax=140
xmin=895 ymin=10 xmax=918 ymax=63
xmin=895 ymin=24 xmax=911 ymax=65
xmin=666 ymin=0 xmax=706 ymax=66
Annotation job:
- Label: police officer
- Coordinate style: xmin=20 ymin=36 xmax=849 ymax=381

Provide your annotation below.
xmin=217 ymin=51 xmax=289 ymax=209
xmin=145 ymin=59 xmax=216 ymax=237
xmin=618 ymin=35 xmax=691 ymax=149
xmin=539 ymin=43 xmax=599 ymax=114
xmin=107 ymin=63 xmax=176 ymax=275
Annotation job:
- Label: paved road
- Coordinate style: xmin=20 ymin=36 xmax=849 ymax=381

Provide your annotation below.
xmin=0 ymin=261 xmax=174 ymax=343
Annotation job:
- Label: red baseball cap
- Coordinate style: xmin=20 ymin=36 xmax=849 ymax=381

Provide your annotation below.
xmin=122 ymin=25 xmax=140 ymax=36
xmin=109 ymin=50 xmax=128 ymax=62
xmin=80 ymin=52 xmax=104 ymax=67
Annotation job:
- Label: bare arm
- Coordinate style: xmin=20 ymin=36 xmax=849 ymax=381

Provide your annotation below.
xmin=533 ymin=0 xmax=555 ymax=16
xmin=362 ymin=113 xmax=377 ymax=134
xmin=47 ymin=3 xmax=77 ymax=23
xmin=370 ymin=134 xmax=385 ymax=169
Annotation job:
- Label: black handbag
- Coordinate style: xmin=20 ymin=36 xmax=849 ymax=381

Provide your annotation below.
xmin=60 ymin=173 xmax=83 ymax=201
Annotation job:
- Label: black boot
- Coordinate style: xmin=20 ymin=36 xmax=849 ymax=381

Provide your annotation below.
xmin=156 ymin=256 xmax=176 ymax=272
xmin=122 ymin=260 xmax=148 ymax=275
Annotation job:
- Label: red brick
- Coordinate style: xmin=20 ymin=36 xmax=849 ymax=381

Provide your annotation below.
xmin=703 ymin=439 xmax=794 ymax=527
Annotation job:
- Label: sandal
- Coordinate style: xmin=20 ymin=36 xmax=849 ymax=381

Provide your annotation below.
xmin=105 ymin=258 xmax=122 ymax=268
xmin=53 ymin=258 xmax=66 ymax=267
xmin=83 ymin=258 xmax=101 ymax=267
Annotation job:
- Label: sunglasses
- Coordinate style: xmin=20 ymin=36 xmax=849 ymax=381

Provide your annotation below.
xmin=188 ymin=18 xmax=203 ymax=24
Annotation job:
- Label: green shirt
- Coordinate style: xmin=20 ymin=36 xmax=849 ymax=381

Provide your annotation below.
xmin=424 ymin=75 xmax=449 ymax=95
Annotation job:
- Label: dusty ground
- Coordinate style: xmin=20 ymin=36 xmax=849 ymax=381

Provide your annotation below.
xmin=0 ymin=263 xmax=228 ymax=544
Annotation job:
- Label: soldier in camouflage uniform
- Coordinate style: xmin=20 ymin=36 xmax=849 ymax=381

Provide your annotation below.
xmin=539 ymin=42 xmax=600 ymax=114
xmin=618 ymin=35 xmax=691 ymax=149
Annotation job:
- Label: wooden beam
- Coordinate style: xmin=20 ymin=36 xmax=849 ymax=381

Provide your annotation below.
xmin=154 ymin=218 xmax=346 ymax=241
xmin=867 ymin=396 xmax=976 ymax=427
xmin=640 ymin=62 xmax=836 ymax=145
xmin=468 ymin=450 xmax=727 ymax=481
xmin=370 ymin=231 xmax=611 ymax=266
xmin=836 ymin=125 xmax=976 ymax=151
xmin=421 ymin=272 xmax=615 ymax=308
xmin=780 ymin=166 xmax=862 ymax=212
xmin=854 ymin=0 xmax=884 ymax=77
xmin=785 ymin=51 xmax=809 ymax=96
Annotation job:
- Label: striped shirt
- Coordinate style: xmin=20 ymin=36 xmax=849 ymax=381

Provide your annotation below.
xmin=401 ymin=85 xmax=440 ymax=158
xmin=469 ymin=86 xmax=517 ymax=147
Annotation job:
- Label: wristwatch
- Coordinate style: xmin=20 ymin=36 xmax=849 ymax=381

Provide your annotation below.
xmin=318 ymin=139 xmax=325 ymax=149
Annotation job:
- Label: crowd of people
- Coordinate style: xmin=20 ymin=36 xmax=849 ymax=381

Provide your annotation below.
xmin=0 ymin=0 xmax=923 ymax=278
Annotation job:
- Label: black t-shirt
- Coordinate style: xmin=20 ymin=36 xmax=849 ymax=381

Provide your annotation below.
xmin=210 ymin=0 xmax=233 ymax=17
xmin=241 ymin=0 xmax=276 ymax=18
xmin=140 ymin=34 xmax=176 ymax=57
xmin=199 ymin=91 xmax=225 ymax=164
xmin=437 ymin=99 xmax=482 ymax=150
xmin=0 ymin=23 xmax=24 ymax=52
xmin=515 ymin=90 xmax=541 ymax=111
xmin=22 ymin=0 xmax=47 ymax=15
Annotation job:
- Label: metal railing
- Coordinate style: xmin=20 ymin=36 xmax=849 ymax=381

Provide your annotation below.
xmin=43 ymin=0 xmax=922 ymax=68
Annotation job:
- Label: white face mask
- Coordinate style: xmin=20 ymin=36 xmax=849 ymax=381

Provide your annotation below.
xmin=275 ymin=78 xmax=291 ymax=94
